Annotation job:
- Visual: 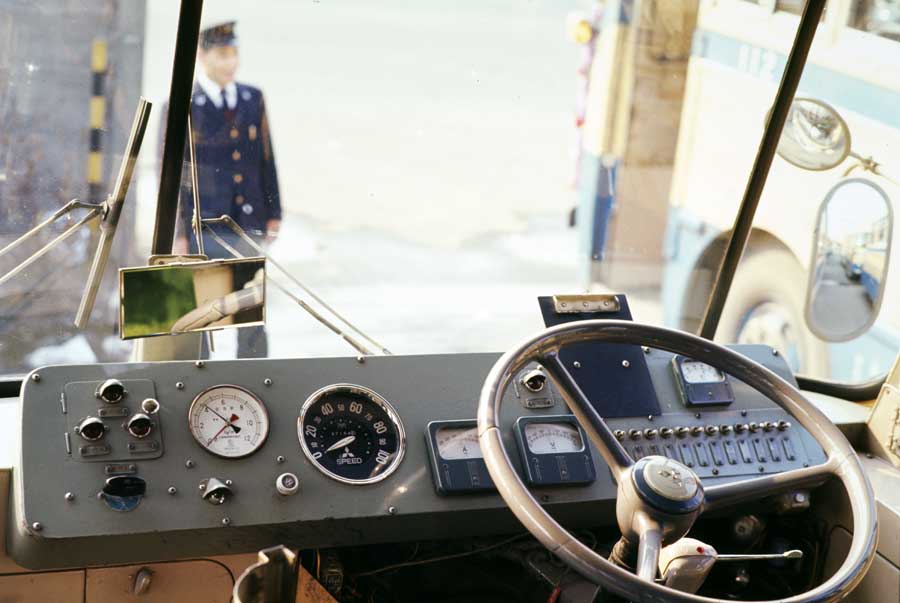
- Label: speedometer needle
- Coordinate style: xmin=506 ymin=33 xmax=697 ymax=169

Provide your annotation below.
xmin=326 ymin=435 xmax=356 ymax=453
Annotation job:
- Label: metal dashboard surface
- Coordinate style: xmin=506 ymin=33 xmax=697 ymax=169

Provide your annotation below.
xmin=8 ymin=346 xmax=826 ymax=569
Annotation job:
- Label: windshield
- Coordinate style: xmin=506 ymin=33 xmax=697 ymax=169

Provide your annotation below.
xmin=1 ymin=0 xmax=898 ymax=384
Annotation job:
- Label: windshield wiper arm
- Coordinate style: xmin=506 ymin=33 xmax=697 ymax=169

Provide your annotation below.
xmin=202 ymin=218 xmax=390 ymax=357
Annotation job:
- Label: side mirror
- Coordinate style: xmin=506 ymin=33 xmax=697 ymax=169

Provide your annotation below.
xmin=776 ymin=98 xmax=851 ymax=171
xmin=805 ymin=179 xmax=893 ymax=342
xmin=119 ymin=257 xmax=266 ymax=339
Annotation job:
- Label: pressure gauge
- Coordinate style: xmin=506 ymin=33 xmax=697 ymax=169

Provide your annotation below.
xmin=672 ymin=356 xmax=735 ymax=407
xmin=523 ymin=422 xmax=584 ymax=454
xmin=188 ymin=385 xmax=270 ymax=458
xmin=435 ymin=425 xmax=483 ymax=460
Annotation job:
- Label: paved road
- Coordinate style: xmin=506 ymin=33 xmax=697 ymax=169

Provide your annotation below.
xmin=808 ymin=254 xmax=873 ymax=337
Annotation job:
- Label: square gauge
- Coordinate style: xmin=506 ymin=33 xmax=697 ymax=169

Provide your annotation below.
xmin=672 ymin=355 xmax=735 ymax=406
xmin=425 ymin=420 xmax=495 ymax=494
xmin=514 ymin=416 xmax=595 ymax=487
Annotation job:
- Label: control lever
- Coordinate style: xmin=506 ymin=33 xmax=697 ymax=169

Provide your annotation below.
xmin=659 ymin=538 xmax=803 ymax=594
xmin=233 ymin=545 xmax=298 ymax=603
xmin=199 ymin=478 xmax=233 ymax=505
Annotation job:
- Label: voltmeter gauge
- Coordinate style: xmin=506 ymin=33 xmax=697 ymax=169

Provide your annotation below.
xmin=673 ymin=355 xmax=735 ymax=406
xmin=523 ymin=422 xmax=584 ymax=454
xmin=514 ymin=416 xmax=595 ymax=487
xmin=426 ymin=420 xmax=494 ymax=494
xmin=188 ymin=385 xmax=270 ymax=458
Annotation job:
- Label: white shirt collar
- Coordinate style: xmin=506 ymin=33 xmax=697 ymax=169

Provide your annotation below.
xmin=196 ymin=70 xmax=237 ymax=109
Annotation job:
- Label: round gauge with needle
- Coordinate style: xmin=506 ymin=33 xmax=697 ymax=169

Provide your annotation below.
xmin=524 ymin=422 xmax=584 ymax=454
xmin=188 ymin=385 xmax=269 ymax=458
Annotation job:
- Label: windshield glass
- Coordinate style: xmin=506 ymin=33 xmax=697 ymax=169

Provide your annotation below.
xmin=1 ymin=0 xmax=897 ymax=384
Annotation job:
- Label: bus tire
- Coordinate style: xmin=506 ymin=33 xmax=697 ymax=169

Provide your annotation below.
xmin=716 ymin=247 xmax=827 ymax=376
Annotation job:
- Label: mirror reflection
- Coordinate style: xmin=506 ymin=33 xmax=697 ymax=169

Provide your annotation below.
xmin=777 ymin=98 xmax=851 ymax=171
xmin=806 ymin=179 xmax=892 ymax=342
xmin=120 ymin=257 xmax=265 ymax=339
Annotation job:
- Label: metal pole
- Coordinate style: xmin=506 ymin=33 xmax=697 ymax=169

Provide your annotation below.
xmin=152 ymin=0 xmax=204 ymax=255
xmin=187 ymin=113 xmax=205 ymax=256
xmin=698 ymin=0 xmax=826 ymax=340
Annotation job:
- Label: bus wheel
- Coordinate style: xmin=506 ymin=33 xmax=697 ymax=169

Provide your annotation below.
xmin=716 ymin=247 xmax=827 ymax=376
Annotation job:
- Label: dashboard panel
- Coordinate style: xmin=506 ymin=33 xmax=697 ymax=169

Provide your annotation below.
xmin=8 ymin=345 xmax=827 ymax=569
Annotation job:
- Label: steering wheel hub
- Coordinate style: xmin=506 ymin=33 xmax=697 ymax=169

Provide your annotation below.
xmin=635 ymin=456 xmax=703 ymax=512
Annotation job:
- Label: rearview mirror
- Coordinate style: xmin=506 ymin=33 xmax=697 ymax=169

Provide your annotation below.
xmin=777 ymin=98 xmax=851 ymax=171
xmin=119 ymin=257 xmax=266 ymax=339
xmin=805 ymin=179 xmax=892 ymax=342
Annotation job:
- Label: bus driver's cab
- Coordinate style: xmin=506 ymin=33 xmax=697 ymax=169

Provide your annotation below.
xmin=0 ymin=1 xmax=898 ymax=602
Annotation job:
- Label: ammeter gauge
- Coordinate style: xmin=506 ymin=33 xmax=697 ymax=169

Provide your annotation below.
xmin=188 ymin=385 xmax=270 ymax=458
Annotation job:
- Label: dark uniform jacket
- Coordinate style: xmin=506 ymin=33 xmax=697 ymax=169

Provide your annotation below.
xmin=179 ymin=82 xmax=281 ymax=245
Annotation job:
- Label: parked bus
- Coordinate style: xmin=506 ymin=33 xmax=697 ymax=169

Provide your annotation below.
xmin=661 ymin=0 xmax=900 ymax=381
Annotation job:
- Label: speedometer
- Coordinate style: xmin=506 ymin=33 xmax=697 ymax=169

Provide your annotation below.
xmin=298 ymin=384 xmax=406 ymax=485
xmin=188 ymin=385 xmax=269 ymax=458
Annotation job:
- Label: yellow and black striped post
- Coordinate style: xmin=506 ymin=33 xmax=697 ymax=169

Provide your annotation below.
xmin=87 ymin=39 xmax=108 ymax=204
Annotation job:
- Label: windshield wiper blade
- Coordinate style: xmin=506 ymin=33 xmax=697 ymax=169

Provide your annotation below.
xmin=202 ymin=218 xmax=391 ymax=357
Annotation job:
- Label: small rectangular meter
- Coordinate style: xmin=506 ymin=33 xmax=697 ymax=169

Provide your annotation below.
xmin=672 ymin=355 xmax=735 ymax=406
xmin=514 ymin=416 xmax=595 ymax=487
xmin=425 ymin=420 xmax=495 ymax=494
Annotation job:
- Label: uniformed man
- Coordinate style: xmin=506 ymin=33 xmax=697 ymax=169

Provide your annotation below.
xmin=173 ymin=20 xmax=281 ymax=358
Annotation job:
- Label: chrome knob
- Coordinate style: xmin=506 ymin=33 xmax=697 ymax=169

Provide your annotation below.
xmin=734 ymin=423 xmax=749 ymax=433
xmin=690 ymin=426 xmax=704 ymax=437
xmin=127 ymin=413 xmax=153 ymax=438
xmin=705 ymin=425 xmax=719 ymax=436
xmin=521 ymin=369 xmax=547 ymax=393
xmin=777 ymin=420 xmax=792 ymax=431
xmin=628 ymin=429 xmax=642 ymax=440
xmin=762 ymin=421 xmax=776 ymax=432
xmin=200 ymin=478 xmax=233 ymax=505
xmin=659 ymin=427 xmax=674 ymax=439
xmin=643 ymin=428 xmax=658 ymax=439
xmin=675 ymin=426 xmax=690 ymax=438
xmin=77 ymin=416 xmax=105 ymax=441
xmin=720 ymin=424 xmax=734 ymax=434
xmin=96 ymin=379 xmax=127 ymax=404
xmin=614 ymin=429 xmax=626 ymax=441
xmin=749 ymin=422 xmax=760 ymax=433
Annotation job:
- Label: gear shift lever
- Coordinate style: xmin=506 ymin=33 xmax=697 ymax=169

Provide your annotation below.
xmin=659 ymin=538 xmax=803 ymax=594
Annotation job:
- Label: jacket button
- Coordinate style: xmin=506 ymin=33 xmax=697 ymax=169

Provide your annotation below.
xmin=235 ymin=195 xmax=245 ymax=205
xmin=233 ymin=173 xmax=243 ymax=184
xmin=232 ymin=150 xmax=241 ymax=161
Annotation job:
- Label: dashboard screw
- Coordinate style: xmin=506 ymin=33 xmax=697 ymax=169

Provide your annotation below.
xmin=167 ymin=486 xmax=177 ymax=495
xmin=225 ymin=479 xmax=233 ymax=487
xmin=758 ymin=466 xmax=765 ymax=473
xmin=64 ymin=492 xmax=75 ymax=502
xmin=772 ymin=349 xmax=779 ymax=356
xmin=573 ymin=361 xmax=581 ymax=369
xmin=712 ymin=468 xmax=719 ymax=476
xmin=622 ymin=360 xmax=630 ymax=368
xmin=31 ymin=522 xmax=43 ymax=531
xmin=185 ymin=459 xmax=195 ymax=469
xmin=31 ymin=373 xmax=41 ymax=382
xmin=642 ymin=346 xmax=650 ymax=354
xmin=221 ymin=517 xmax=231 ymax=526
xmin=356 ymin=355 xmax=365 ymax=364
xmin=176 ymin=382 xmax=185 ymax=390
xmin=387 ymin=506 xmax=398 ymax=515
xmin=276 ymin=455 xmax=285 ymax=464
xmin=195 ymin=360 xmax=205 ymax=368
xmin=740 ymin=410 xmax=748 ymax=417
xmin=264 ymin=378 xmax=273 ymax=386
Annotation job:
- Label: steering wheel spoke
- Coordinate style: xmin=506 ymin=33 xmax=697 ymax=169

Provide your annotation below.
xmin=703 ymin=458 xmax=837 ymax=512
xmin=540 ymin=350 xmax=634 ymax=479
xmin=635 ymin=517 xmax=663 ymax=583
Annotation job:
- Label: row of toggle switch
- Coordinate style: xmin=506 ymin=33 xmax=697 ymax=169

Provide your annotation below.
xmin=629 ymin=435 xmax=798 ymax=469
xmin=614 ymin=420 xmax=791 ymax=442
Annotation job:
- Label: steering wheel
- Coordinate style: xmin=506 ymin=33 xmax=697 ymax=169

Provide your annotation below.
xmin=477 ymin=320 xmax=877 ymax=603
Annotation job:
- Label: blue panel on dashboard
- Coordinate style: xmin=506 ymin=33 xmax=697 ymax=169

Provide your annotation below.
xmin=538 ymin=295 xmax=662 ymax=418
